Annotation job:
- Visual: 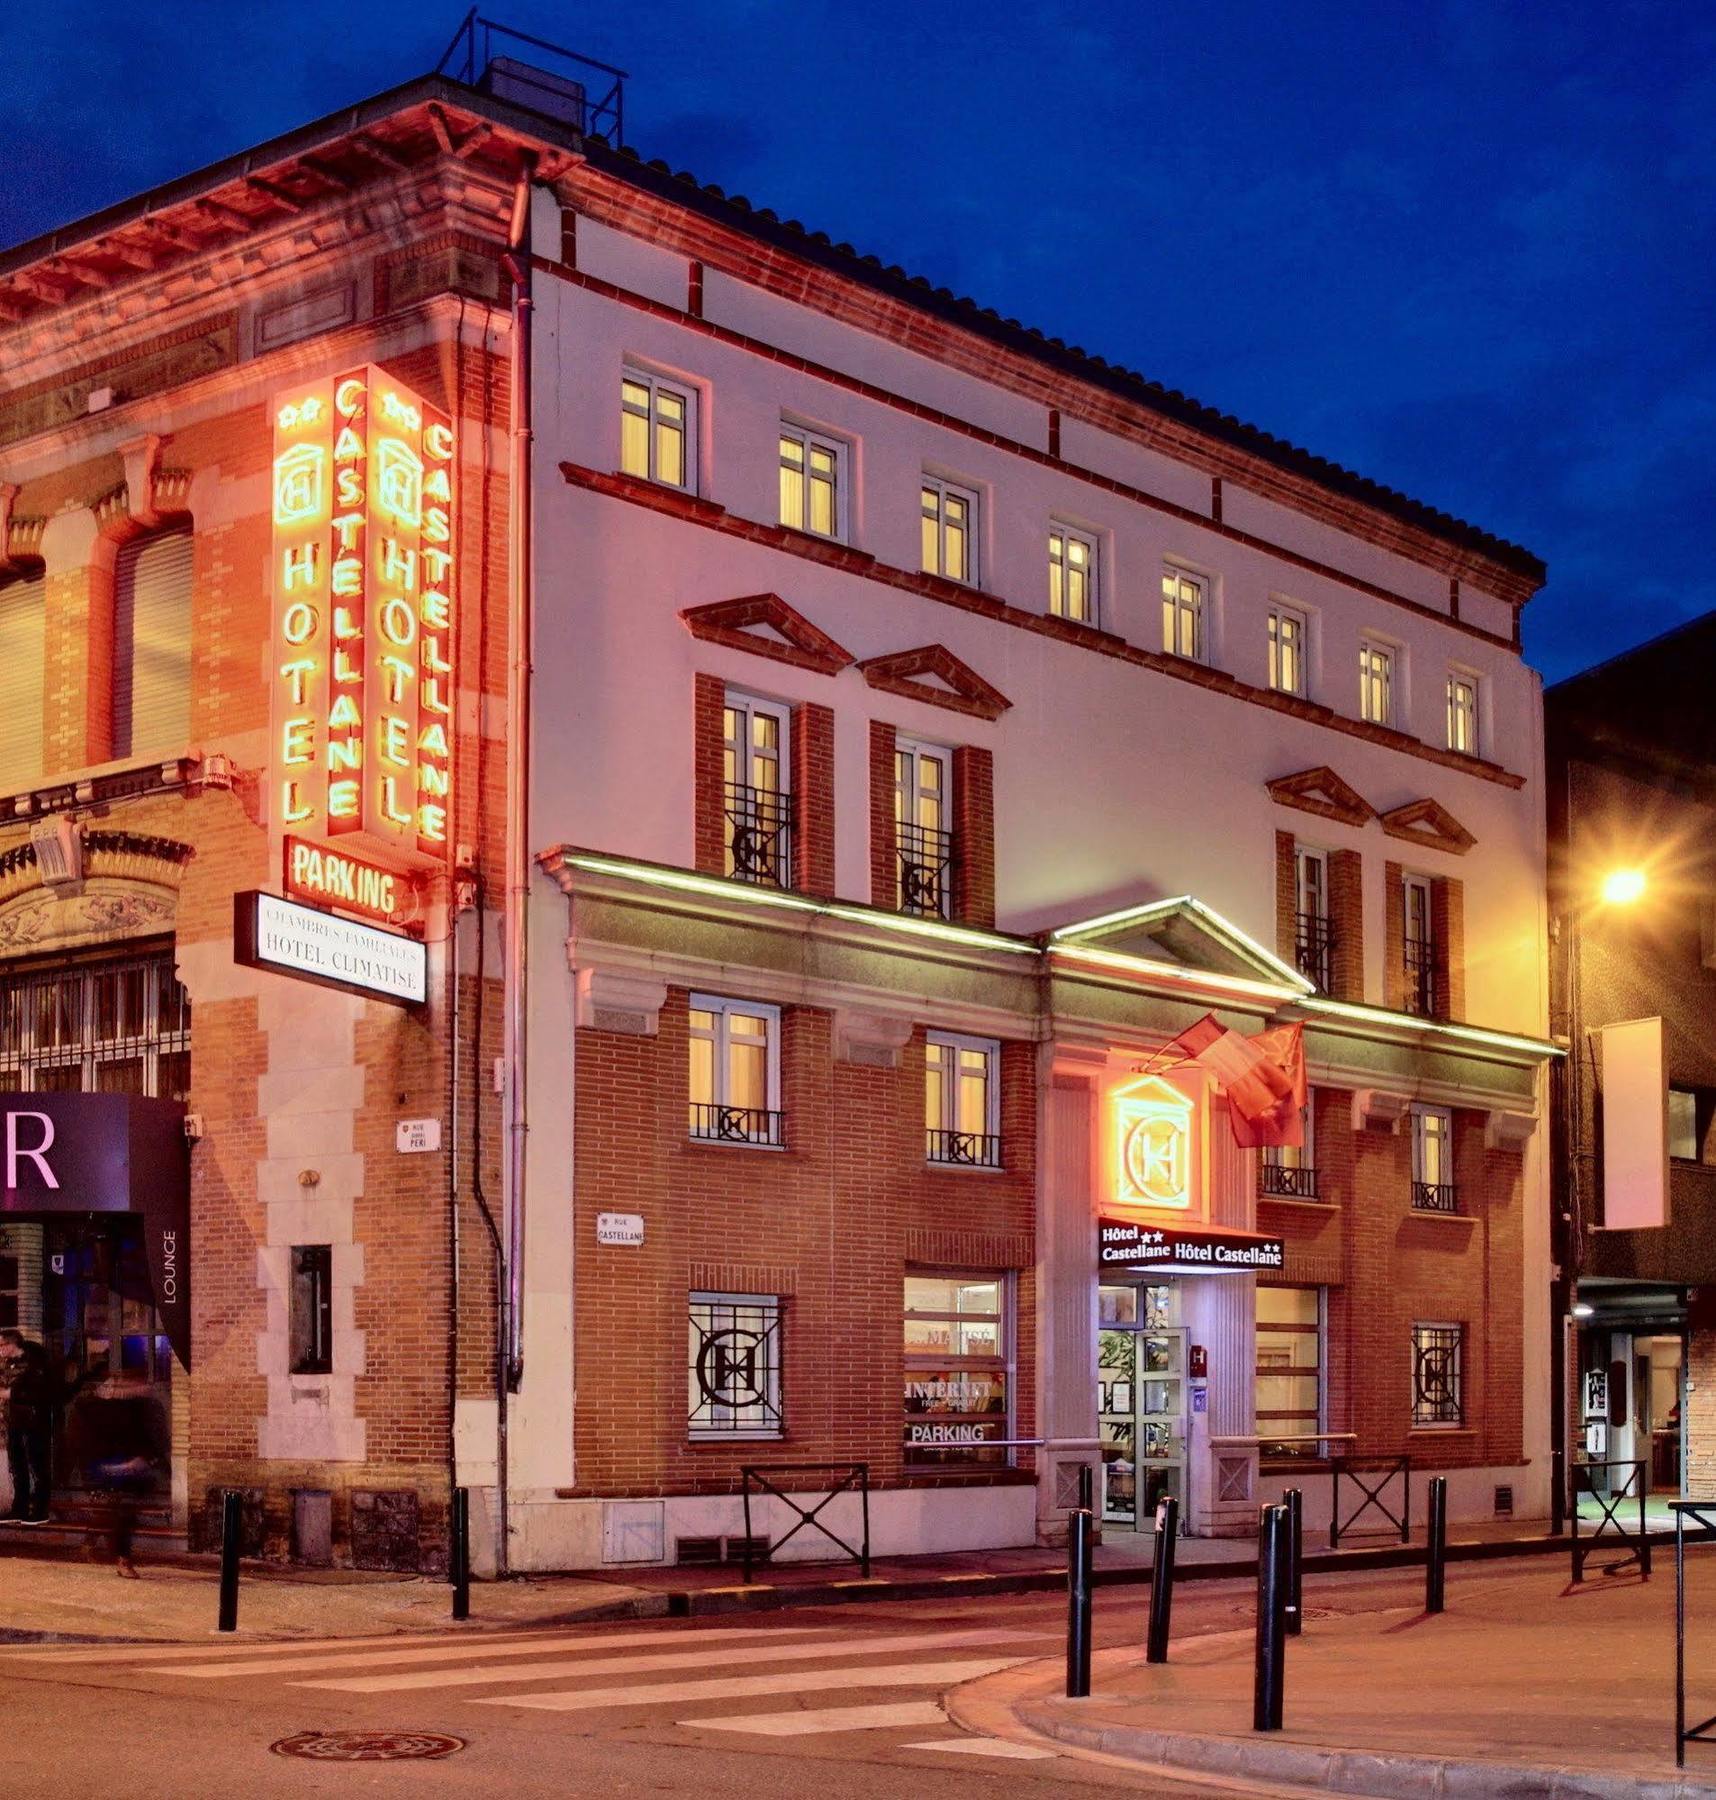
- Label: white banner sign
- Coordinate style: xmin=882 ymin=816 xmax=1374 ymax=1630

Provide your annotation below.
xmin=236 ymin=891 xmax=427 ymax=1006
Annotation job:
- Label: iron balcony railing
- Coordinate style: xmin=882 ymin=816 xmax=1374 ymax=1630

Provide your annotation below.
xmin=1260 ymin=1162 xmax=1319 ymax=1200
xmin=1412 ymin=1180 xmax=1459 ymax=1214
xmin=724 ymin=782 xmax=793 ymax=887
xmin=1295 ymin=910 xmax=1334 ymax=994
xmin=926 ymin=1128 xmax=1002 ymax=1170
xmin=898 ymin=820 xmax=955 ymax=919
xmin=1403 ymin=935 xmax=1439 ymax=1017
xmin=689 ymin=1102 xmax=786 ymax=1149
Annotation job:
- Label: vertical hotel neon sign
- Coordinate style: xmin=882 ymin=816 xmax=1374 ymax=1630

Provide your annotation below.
xmin=271 ymin=368 xmax=454 ymax=868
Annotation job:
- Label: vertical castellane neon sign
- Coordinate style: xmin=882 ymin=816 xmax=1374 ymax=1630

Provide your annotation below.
xmin=271 ymin=368 xmax=454 ymax=868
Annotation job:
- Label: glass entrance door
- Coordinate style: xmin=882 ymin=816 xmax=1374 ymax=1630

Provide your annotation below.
xmin=1098 ymin=1283 xmax=1188 ymax=1530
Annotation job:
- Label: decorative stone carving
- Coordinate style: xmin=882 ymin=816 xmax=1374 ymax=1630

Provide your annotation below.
xmin=1352 ymin=1088 xmax=1413 ymax=1133
xmin=0 ymin=881 xmax=174 ymax=954
xmin=575 ymin=967 xmax=667 ymax=1037
xmin=833 ymin=1008 xmax=915 ymax=1068
xmin=1484 ymin=1109 xmax=1537 ymax=1152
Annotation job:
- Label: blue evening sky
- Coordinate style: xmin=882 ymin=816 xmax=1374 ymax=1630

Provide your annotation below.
xmin=7 ymin=1 xmax=1713 ymax=683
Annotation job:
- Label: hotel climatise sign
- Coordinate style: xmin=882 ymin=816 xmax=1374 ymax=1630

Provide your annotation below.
xmin=234 ymin=892 xmax=428 ymax=1008
xmin=270 ymin=366 xmax=455 ymax=870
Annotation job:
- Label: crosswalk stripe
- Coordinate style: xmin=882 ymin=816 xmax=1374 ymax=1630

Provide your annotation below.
xmin=297 ymin=1627 xmax=1048 ymax=1695
xmin=692 ymin=1701 xmax=947 ymax=1737
xmin=473 ymin=1657 xmax=1029 ymax=1714
xmin=147 ymin=1624 xmax=823 ymax=1681
xmin=904 ymin=1738 xmax=1057 ymax=1760
xmin=0 ymin=1630 xmax=571 ymax=1666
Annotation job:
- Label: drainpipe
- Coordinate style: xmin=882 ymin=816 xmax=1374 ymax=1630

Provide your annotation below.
xmin=501 ymin=153 xmax=537 ymax=1396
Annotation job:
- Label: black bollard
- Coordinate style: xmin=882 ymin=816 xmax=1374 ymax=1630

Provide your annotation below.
xmin=451 ymin=1486 xmax=471 ymax=1622
xmin=1078 ymin=1462 xmax=1094 ymax=1515
xmin=1066 ymin=1506 xmax=1094 ymax=1698
xmin=1253 ymin=1504 xmax=1287 ymax=1731
xmin=217 ymin=1489 xmax=242 ymax=1634
xmin=1284 ymin=1487 xmax=1304 ymax=1637
xmin=1426 ymin=1476 xmax=1447 ymax=1614
xmin=1146 ymin=1494 xmax=1179 ymax=1663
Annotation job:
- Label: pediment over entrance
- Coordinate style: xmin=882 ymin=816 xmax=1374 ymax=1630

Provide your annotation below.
xmin=1051 ymin=895 xmax=1312 ymax=993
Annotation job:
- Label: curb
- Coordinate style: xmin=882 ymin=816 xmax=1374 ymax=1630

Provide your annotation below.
xmin=948 ymin=1650 xmax=1715 ymax=1800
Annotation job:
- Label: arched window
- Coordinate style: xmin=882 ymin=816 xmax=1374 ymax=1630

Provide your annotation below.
xmin=0 ymin=573 xmax=45 ymax=793
xmin=113 ymin=527 xmax=192 ymax=759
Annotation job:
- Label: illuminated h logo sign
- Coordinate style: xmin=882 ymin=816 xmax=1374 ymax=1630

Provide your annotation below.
xmin=1110 ymin=1074 xmax=1196 ymax=1213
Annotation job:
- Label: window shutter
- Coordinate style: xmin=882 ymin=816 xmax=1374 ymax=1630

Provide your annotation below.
xmin=0 ymin=577 xmax=45 ymax=794
xmin=114 ymin=529 xmax=193 ymax=759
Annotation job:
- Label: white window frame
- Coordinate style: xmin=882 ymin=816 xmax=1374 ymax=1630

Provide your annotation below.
xmin=925 ymin=1032 xmax=1001 ymax=1168
xmin=1411 ymin=1321 xmax=1465 ymax=1429
xmin=1255 ymin=1284 xmax=1326 ymax=1456
xmin=1295 ymin=846 xmax=1328 ymax=923
xmin=687 ymin=994 xmax=782 ymax=1141
xmin=1446 ymin=671 xmax=1480 ymax=756
xmin=1268 ymin=601 xmax=1309 ymax=698
xmin=779 ymin=423 xmax=847 ymax=541
xmin=1048 ymin=524 xmax=1099 ymax=625
xmin=903 ymin=1270 xmax=1013 ymax=1465
xmin=1358 ymin=639 xmax=1395 ymax=726
xmin=1161 ymin=564 xmax=1208 ymax=663
xmin=688 ymin=1290 xmax=784 ymax=1439
xmin=895 ymin=737 xmax=954 ymax=919
xmin=1263 ymin=1088 xmax=1315 ymax=1173
xmin=620 ymin=366 xmax=697 ymax=491
xmin=921 ymin=477 xmax=978 ymax=585
xmin=1412 ymin=1105 xmax=1454 ymax=1188
xmin=722 ymin=690 xmax=791 ymax=885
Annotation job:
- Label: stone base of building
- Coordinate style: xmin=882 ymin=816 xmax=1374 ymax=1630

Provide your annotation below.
xmin=1259 ymin=1459 xmax=1545 ymax=1535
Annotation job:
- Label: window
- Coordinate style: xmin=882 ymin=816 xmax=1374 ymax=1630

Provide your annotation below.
xmin=689 ymin=1292 xmax=782 ymax=1438
xmin=1412 ymin=1322 xmax=1464 ymax=1427
xmin=289 ymin=1245 xmax=333 ymax=1375
xmin=722 ymin=692 xmax=791 ymax=887
xmin=1359 ymin=641 xmax=1394 ymax=726
xmin=925 ymin=1033 xmax=1000 ymax=1168
xmin=1412 ymin=1106 xmax=1456 ymax=1212
xmin=1446 ymin=674 xmax=1479 ymax=756
xmin=0 ymin=952 xmax=190 ymax=1099
xmin=620 ymin=368 xmax=695 ymax=490
xmin=1260 ymin=1094 xmax=1317 ymax=1198
xmin=0 ymin=575 xmax=45 ymax=796
xmin=687 ymin=995 xmax=782 ymax=1147
xmin=903 ymin=1273 xmax=1009 ymax=1464
xmin=1402 ymin=874 xmax=1436 ymax=1017
xmin=1048 ymin=526 xmax=1098 ymax=624
xmin=779 ymin=426 xmax=844 ymax=540
xmin=1256 ymin=1287 xmax=1323 ymax=1458
xmin=895 ymin=739 xmax=954 ymax=918
xmin=1268 ymin=603 xmax=1308 ymax=697
xmin=921 ymin=478 xmax=976 ymax=583
xmin=113 ymin=528 xmax=193 ymax=760
xmin=1294 ymin=847 xmax=1333 ymax=994
xmin=1161 ymin=566 xmax=1207 ymax=662
xmin=1668 ymin=1086 xmax=1716 ymax=1164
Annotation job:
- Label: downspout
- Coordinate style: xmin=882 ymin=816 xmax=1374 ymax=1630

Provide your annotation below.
xmin=501 ymin=152 xmax=537 ymax=1394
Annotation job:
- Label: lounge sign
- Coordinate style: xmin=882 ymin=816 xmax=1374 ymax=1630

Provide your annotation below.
xmin=0 ymin=1094 xmax=190 ymax=1369
xmin=1099 ymin=1217 xmax=1285 ymax=1273
xmin=234 ymin=891 xmax=427 ymax=1007
xmin=271 ymin=366 xmax=455 ymax=870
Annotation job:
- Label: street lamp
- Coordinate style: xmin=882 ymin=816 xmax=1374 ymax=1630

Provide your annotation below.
xmin=1552 ymin=864 xmax=1649 ymax=1532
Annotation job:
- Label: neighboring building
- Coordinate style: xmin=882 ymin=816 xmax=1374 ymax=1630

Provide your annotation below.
xmin=1546 ymin=617 xmax=1716 ymax=1508
xmin=0 ymin=30 xmax=1560 ymax=1574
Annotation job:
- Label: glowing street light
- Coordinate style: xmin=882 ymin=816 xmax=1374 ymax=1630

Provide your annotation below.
xmin=1600 ymin=868 xmax=1647 ymax=907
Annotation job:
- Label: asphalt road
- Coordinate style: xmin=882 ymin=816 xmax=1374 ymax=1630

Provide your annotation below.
xmin=0 ymin=1564 xmax=1444 ymax=1798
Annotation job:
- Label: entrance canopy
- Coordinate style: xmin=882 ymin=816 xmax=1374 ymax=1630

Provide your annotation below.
xmin=0 ymin=1094 xmax=189 ymax=1368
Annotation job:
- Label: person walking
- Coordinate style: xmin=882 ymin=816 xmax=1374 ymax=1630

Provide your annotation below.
xmin=0 ymin=1329 xmax=55 ymax=1524
xmin=68 ymin=1361 xmax=166 ymax=1577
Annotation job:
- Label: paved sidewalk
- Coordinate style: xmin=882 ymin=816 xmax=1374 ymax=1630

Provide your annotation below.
xmin=953 ymin=1550 xmax=1716 ymax=1798
xmin=0 ymin=1554 xmax=662 ymax=1643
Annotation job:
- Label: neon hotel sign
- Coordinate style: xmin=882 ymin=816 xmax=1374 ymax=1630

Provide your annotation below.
xmin=271 ymin=367 xmax=454 ymax=874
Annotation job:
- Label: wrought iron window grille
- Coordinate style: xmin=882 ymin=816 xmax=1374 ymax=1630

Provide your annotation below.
xmin=1295 ymin=910 xmax=1334 ymax=994
xmin=897 ymin=820 xmax=955 ymax=918
xmin=1403 ymin=935 xmax=1439 ymax=1017
xmin=926 ymin=1128 xmax=1002 ymax=1169
xmin=688 ymin=1102 xmax=785 ymax=1149
xmin=724 ymin=782 xmax=793 ymax=887
xmin=1412 ymin=1326 xmax=1464 ymax=1426
xmin=1260 ymin=1162 xmax=1319 ymax=1200
xmin=1411 ymin=1181 xmax=1459 ymax=1214
xmin=688 ymin=1297 xmax=782 ymax=1437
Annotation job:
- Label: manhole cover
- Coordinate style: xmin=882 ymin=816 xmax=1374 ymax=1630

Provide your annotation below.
xmin=270 ymin=1731 xmax=466 ymax=1762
